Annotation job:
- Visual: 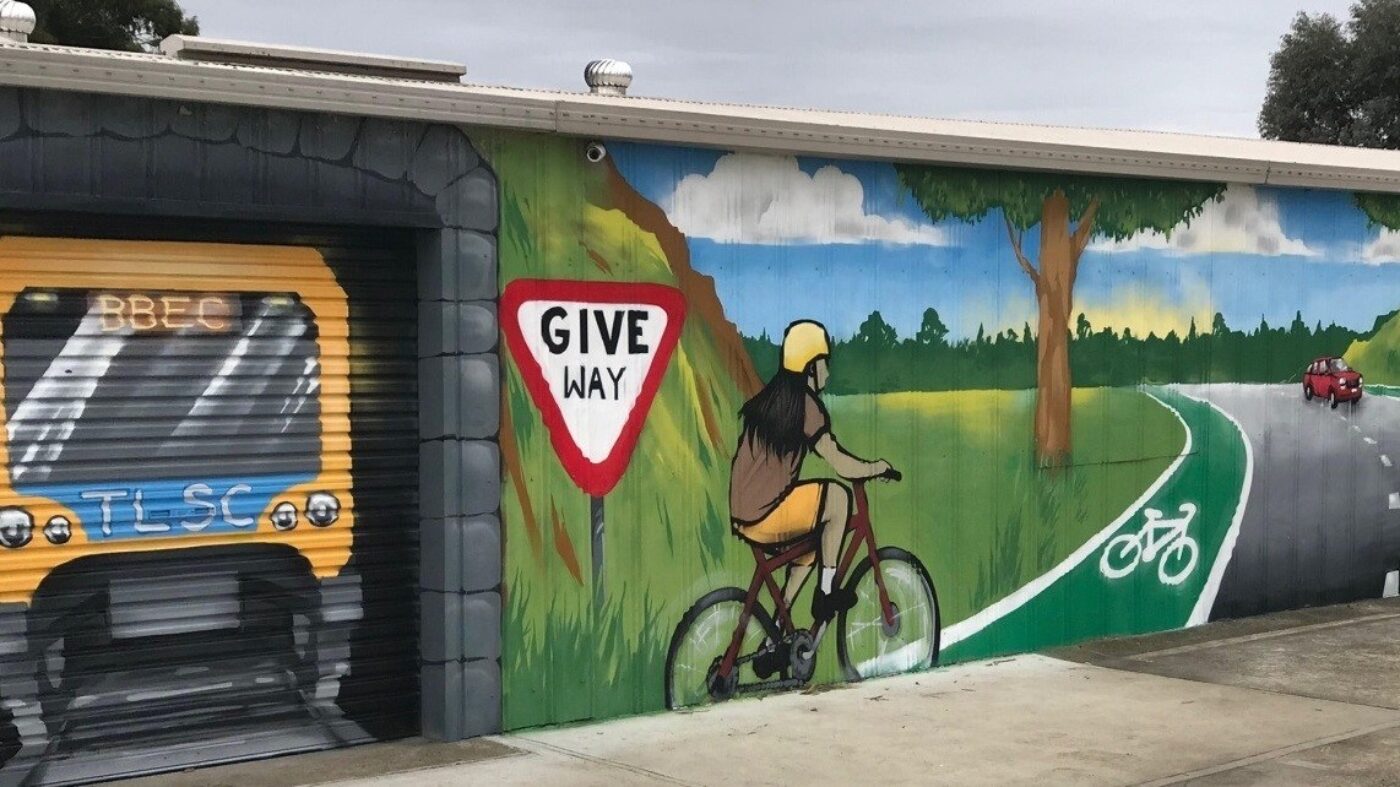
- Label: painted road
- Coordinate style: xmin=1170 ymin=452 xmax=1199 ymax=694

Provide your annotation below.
xmin=1180 ymin=383 xmax=1400 ymax=619
xmin=940 ymin=387 xmax=1249 ymax=662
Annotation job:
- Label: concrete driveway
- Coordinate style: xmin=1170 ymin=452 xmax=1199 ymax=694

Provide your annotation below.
xmin=118 ymin=599 xmax=1400 ymax=787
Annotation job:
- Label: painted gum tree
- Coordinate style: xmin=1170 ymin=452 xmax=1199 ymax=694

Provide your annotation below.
xmin=1357 ymin=191 xmax=1400 ymax=230
xmin=895 ymin=166 xmax=1223 ymax=465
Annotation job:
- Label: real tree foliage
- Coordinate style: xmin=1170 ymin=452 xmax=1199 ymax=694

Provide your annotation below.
xmin=895 ymin=164 xmax=1223 ymax=464
xmin=744 ymin=308 xmax=1372 ymax=395
xmin=1260 ymin=0 xmax=1400 ymax=147
xmin=29 ymin=0 xmax=199 ymax=52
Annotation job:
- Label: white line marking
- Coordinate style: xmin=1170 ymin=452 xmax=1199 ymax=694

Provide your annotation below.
xmin=1366 ymin=437 xmax=1378 ymax=445
xmin=940 ymin=390 xmax=1193 ymax=649
xmin=1181 ymin=389 xmax=1254 ymax=627
xmin=1390 ymin=493 xmax=1400 ymax=511
xmin=1383 ymin=455 xmax=1393 ymax=468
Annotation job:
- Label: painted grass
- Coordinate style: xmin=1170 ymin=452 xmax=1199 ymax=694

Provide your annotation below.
xmin=824 ymin=387 xmax=1185 ymax=627
xmin=481 ymin=131 xmax=1187 ymax=728
xmin=502 ymin=385 xmax=1186 ymax=726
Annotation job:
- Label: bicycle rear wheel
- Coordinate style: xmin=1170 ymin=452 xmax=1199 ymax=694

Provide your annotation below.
xmin=664 ymin=587 xmax=781 ymax=710
xmin=837 ymin=547 xmax=939 ymax=682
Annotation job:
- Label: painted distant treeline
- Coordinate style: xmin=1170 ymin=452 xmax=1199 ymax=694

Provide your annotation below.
xmin=745 ymin=307 xmax=1390 ymax=394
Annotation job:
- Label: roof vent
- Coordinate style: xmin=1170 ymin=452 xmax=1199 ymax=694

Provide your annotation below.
xmin=158 ymin=35 xmax=466 ymax=83
xmin=0 ymin=1 xmax=35 ymax=44
xmin=585 ymin=59 xmax=632 ymax=96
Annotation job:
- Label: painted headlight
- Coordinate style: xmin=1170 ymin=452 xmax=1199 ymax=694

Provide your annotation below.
xmin=0 ymin=508 xmax=33 ymax=549
xmin=43 ymin=515 xmax=71 ymax=545
xmin=270 ymin=502 xmax=298 ymax=532
xmin=306 ymin=492 xmax=340 ymax=527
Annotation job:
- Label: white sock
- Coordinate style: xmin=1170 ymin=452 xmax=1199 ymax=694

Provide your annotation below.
xmin=820 ymin=568 xmax=835 ymax=593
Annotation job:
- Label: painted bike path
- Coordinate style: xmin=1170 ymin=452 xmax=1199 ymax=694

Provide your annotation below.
xmin=939 ymin=387 xmax=1250 ymax=663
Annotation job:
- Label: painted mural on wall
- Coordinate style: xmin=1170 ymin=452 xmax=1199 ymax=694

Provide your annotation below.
xmin=0 ymin=238 xmax=393 ymax=785
xmin=486 ymin=131 xmax=1400 ymax=728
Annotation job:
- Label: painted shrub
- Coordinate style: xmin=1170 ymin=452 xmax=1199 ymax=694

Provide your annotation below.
xmin=487 ymin=132 xmax=1400 ymax=729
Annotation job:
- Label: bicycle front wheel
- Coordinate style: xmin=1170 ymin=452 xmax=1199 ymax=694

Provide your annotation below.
xmin=1158 ymin=537 xmax=1199 ymax=586
xmin=837 ymin=547 xmax=940 ymax=682
xmin=664 ymin=587 xmax=780 ymax=710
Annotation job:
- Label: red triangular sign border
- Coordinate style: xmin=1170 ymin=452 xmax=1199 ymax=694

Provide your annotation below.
xmin=501 ymin=278 xmax=687 ymax=497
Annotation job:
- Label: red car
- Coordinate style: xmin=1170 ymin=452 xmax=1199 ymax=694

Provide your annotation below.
xmin=1304 ymin=356 xmax=1363 ymax=409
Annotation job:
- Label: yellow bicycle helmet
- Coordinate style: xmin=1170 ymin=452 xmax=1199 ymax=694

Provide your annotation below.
xmin=781 ymin=320 xmax=831 ymax=373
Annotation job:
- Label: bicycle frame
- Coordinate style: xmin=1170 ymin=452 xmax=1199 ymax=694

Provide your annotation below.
xmin=1140 ymin=520 xmax=1185 ymax=561
xmin=715 ymin=479 xmax=896 ymax=680
xmin=1139 ymin=504 xmax=1197 ymax=560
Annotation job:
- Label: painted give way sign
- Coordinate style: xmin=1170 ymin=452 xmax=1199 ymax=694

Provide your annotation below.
xmin=501 ymin=279 xmax=686 ymax=496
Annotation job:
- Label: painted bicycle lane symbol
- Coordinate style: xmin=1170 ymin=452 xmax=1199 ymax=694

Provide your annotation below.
xmin=1099 ymin=503 xmax=1200 ymax=586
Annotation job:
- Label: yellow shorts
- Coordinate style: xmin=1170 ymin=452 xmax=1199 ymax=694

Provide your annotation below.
xmin=735 ymin=482 xmax=825 ymax=565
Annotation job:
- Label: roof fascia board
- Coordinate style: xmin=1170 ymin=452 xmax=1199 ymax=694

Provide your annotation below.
xmin=3 ymin=43 xmax=1400 ymax=192
xmin=0 ymin=44 xmax=556 ymax=130
xmin=554 ymin=102 xmax=1272 ymax=183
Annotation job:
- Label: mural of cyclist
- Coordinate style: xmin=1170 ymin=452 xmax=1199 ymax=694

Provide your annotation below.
xmin=729 ymin=320 xmax=895 ymax=625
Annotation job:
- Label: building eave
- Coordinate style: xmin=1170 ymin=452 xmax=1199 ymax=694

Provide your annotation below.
xmin=4 ymin=41 xmax=1400 ymax=191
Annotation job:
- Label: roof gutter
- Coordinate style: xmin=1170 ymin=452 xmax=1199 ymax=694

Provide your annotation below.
xmin=2 ymin=42 xmax=1400 ymax=192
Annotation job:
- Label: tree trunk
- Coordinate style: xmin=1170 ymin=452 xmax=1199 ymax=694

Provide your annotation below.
xmin=1033 ymin=191 xmax=1075 ymax=467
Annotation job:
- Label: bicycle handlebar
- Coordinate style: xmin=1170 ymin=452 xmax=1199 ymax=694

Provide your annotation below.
xmin=851 ymin=468 xmax=901 ymax=487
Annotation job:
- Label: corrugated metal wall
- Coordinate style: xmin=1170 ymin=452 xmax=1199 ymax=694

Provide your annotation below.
xmin=0 ymin=219 xmax=419 ymax=785
xmin=492 ymin=136 xmax=1400 ymax=730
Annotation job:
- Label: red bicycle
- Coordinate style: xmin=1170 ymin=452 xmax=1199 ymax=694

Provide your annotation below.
xmin=664 ymin=470 xmax=940 ymax=709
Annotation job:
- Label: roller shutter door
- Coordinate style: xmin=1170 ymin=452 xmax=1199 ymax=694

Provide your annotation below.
xmin=0 ymin=229 xmax=419 ymax=785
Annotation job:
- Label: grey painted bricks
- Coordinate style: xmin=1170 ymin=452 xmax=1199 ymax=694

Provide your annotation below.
xmin=417 ymin=195 xmax=503 ymax=739
xmin=0 ymin=88 xmax=503 ymax=743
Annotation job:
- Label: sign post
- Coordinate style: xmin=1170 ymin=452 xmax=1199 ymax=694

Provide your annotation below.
xmin=590 ymin=495 xmax=605 ymax=607
xmin=502 ymin=279 xmax=686 ymax=608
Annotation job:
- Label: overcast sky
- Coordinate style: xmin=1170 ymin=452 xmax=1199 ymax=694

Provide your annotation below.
xmin=178 ymin=1 xmax=1354 ymax=138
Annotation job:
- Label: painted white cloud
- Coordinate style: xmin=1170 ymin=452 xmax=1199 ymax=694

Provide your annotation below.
xmin=666 ymin=153 xmax=948 ymax=246
xmin=1362 ymin=229 xmax=1400 ymax=264
xmin=1091 ymin=184 xmax=1317 ymax=257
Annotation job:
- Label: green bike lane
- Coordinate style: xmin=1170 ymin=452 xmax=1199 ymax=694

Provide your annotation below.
xmin=939 ymin=386 xmax=1252 ymax=663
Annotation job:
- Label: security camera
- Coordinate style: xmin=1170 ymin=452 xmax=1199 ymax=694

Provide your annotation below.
xmin=585 ymin=142 xmax=607 ymax=163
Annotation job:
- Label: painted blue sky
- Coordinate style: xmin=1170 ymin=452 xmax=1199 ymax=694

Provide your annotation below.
xmin=611 ymin=142 xmax=1400 ymax=343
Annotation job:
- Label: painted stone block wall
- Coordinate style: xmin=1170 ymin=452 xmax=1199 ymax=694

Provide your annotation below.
xmin=0 ymin=88 xmax=501 ymax=784
xmin=484 ymin=131 xmax=1400 ymax=730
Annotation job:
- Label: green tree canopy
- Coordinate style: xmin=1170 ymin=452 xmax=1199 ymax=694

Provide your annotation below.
xmin=31 ymin=0 xmax=199 ymax=52
xmin=895 ymin=166 xmax=1223 ymax=240
xmin=1259 ymin=0 xmax=1400 ymax=148
xmin=851 ymin=310 xmax=897 ymax=351
xmin=1357 ymin=192 xmax=1400 ymax=229
xmin=915 ymin=307 xmax=949 ymax=346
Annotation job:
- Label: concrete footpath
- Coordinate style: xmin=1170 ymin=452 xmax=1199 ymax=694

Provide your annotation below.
xmin=120 ymin=599 xmax=1400 ymax=786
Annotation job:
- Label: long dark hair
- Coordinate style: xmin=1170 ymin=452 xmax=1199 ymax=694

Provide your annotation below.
xmin=738 ymin=369 xmax=811 ymax=457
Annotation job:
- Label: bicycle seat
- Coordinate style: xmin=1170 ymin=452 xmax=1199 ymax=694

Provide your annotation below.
xmin=733 ymin=526 xmax=820 ymax=561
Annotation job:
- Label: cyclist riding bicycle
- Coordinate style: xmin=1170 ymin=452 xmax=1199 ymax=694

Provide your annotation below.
xmin=729 ymin=320 xmax=893 ymax=626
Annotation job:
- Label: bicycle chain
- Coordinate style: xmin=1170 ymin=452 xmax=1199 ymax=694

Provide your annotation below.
xmin=734 ymin=676 xmax=808 ymax=695
xmin=713 ymin=648 xmax=811 ymax=697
